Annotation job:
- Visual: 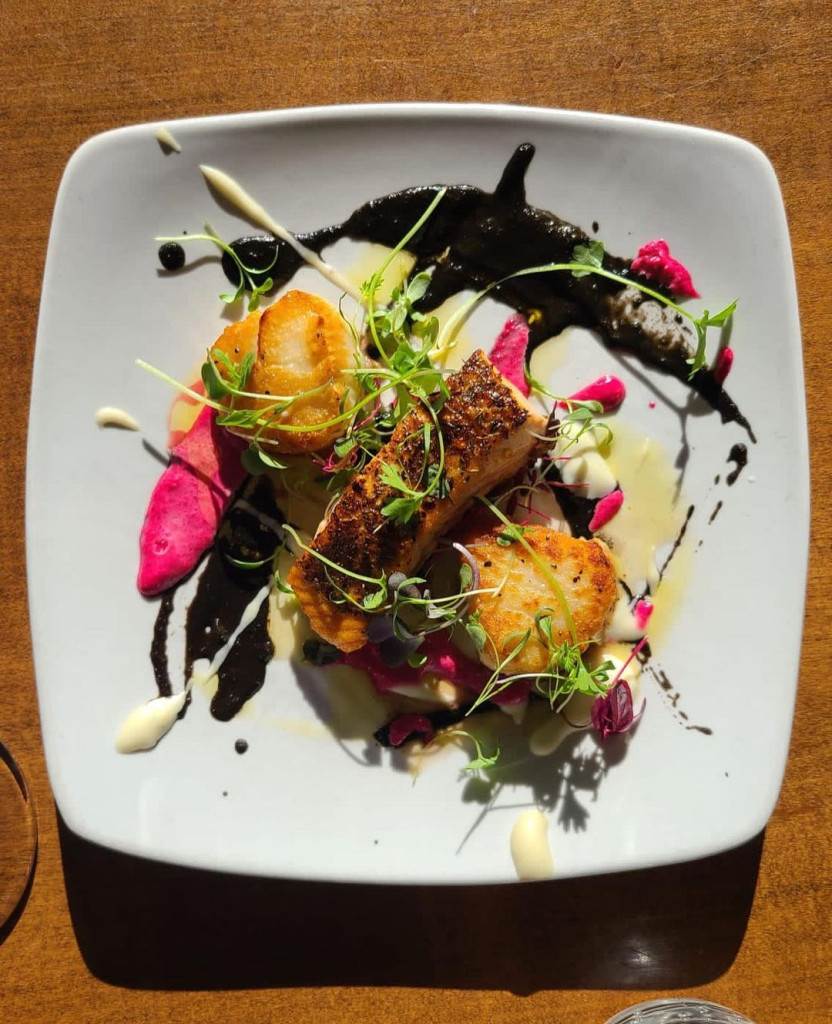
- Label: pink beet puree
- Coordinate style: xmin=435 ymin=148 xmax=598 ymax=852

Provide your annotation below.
xmin=488 ymin=314 xmax=530 ymax=396
xmin=561 ymin=375 xmax=626 ymax=412
xmin=630 ymin=239 xmax=700 ymax=300
xmin=588 ymin=489 xmax=624 ymax=532
xmin=634 ymin=598 xmax=654 ymax=631
xmin=138 ymin=406 xmax=247 ymax=596
xmin=343 ymin=633 xmax=530 ymax=706
xmin=388 ymin=714 xmax=434 ymax=747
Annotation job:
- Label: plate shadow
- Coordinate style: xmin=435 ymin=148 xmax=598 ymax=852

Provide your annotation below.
xmin=57 ymin=809 xmax=763 ymax=992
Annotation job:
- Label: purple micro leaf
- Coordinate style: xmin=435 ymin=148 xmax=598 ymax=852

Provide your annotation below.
xmin=591 ymin=680 xmax=644 ymax=739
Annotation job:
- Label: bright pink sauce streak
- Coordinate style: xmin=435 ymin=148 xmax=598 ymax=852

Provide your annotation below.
xmin=714 ymin=347 xmax=734 ymax=384
xmin=588 ymin=489 xmax=624 ymax=532
xmin=634 ymin=599 xmax=654 ymax=631
xmin=488 ymin=314 xmax=530 ymax=396
xmin=631 ymin=239 xmax=700 ymax=299
xmin=561 ymin=375 xmax=626 ymax=412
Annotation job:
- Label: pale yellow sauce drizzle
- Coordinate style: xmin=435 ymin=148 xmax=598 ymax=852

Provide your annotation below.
xmin=343 ymin=245 xmax=415 ymax=302
xmin=95 ymin=406 xmax=140 ymax=431
xmin=528 ymin=325 xmax=575 ymax=382
xmin=154 ymin=126 xmax=182 ymax=153
xmin=199 ymin=165 xmax=361 ymax=301
xmin=431 ymin=292 xmax=487 ymax=372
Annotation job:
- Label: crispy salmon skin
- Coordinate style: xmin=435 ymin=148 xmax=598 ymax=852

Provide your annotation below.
xmin=288 ymin=350 xmax=548 ymax=652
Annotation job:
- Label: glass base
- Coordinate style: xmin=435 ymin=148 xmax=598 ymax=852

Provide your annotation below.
xmin=604 ymin=999 xmax=754 ymax=1024
xmin=0 ymin=741 xmax=38 ymax=933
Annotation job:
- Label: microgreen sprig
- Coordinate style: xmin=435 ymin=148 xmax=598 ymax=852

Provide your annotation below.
xmin=379 ymin=405 xmax=448 ymax=526
xmin=444 ymin=729 xmax=501 ymax=774
xmin=524 ymin=369 xmax=613 ymax=451
xmin=433 ymin=239 xmax=736 ymax=377
xmin=155 ymin=222 xmax=278 ymax=312
xmin=361 ymin=189 xmax=446 ymax=367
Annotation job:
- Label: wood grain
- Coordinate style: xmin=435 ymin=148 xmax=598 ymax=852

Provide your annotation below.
xmin=1 ymin=2 xmax=830 ymax=1021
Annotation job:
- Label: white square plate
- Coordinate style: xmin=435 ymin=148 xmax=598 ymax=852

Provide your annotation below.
xmin=28 ymin=104 xmax=807 ymax=883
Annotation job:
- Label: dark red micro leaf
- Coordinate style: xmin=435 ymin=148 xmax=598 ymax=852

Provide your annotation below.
xmin=591 ymin=680 xmax=643 ymax=739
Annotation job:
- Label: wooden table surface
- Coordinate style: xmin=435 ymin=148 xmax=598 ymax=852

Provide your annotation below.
xmin=1 ymin=2 xmax=830 ymax=1021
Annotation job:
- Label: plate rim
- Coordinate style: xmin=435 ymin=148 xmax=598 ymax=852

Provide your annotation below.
xmin=28 ymin=101 xmax=810 ymax=884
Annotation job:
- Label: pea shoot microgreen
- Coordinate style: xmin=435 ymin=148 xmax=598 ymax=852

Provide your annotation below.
xmin=156 ymin=223 xmax=277 ymax=312
xmin=202 ymin=349 xmax=255 ymax=398
xmin=464 ymin=610 xmax=488 ymax=653
xmin=433 ymin=239 xmax=736 ymax=378
xmin=445 ymin=730 xmax=501 ymax=774
xmin=360 ymin=189 xmax=445 ymax=367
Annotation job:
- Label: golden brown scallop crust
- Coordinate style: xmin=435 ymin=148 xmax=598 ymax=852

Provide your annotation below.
xmin=209 ymin=290 xmax=354 ymax=454
xmin=462 ymin=525 xmax=618 ymax=674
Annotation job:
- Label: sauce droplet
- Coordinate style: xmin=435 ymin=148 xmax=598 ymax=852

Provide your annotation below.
xmin=158 ymin=242 xmax=185 ymax=271
xmin=634 ymin=598 xmax=654 ymax=630
xmin=154 ymin=126 xmax=182 ymax=153
xmin=726 ymin=443 xmax=748 ymax=486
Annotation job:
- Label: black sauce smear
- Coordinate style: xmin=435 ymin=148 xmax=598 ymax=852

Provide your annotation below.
xmin=657 ymin=504 xmax=695 ymax=585
xmin=222 ymin=142 xmax=753 ymax=439
xmin=150 ymin=591 xmax=175 ymax=697
xmin=726 ymin=443 xmax=748 ymax=485
xmin=545 ymin=474 xmax=607 ymax=539
xmin=184 ymin=479 xmax=279 ymax=721
xmin=645 ymin=658 xmax=713 ymax=736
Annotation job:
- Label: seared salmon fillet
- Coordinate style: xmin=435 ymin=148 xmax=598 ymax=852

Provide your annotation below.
xmin=463 ymin=525 xmax=618 ymax=674
xmin=288 ymin=349 xmax=548 ymax=652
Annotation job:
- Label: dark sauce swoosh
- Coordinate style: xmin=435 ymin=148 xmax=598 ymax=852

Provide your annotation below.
xmin=223 ymin=142 xmax=753 ymax=440
xmin=154 ymin=479 xmax=279 ymax=721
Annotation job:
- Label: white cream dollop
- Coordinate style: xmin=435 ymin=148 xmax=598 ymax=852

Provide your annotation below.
xmin=154 ymin=126 xmax=182 ymax=152
xmin=529 ymin=711 xmax=575 ymax=757
xmin=95 ymin=406 xmax=140 ymax=431
xmin=115 ymin=692 xmax=188 ymax=753
xmin=116 ymin=583 xmax=271 ymax=754
xmin=510 ymin=809 xmax=554 ymax=880
xmin=555 ymin=421 xmax=617 ymax=500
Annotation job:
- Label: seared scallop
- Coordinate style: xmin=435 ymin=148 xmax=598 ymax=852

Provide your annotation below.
xmin=463 ymin=525 xmax=618 ymax=674
xmin=209 ymin=290 xmax=355 ymax=454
